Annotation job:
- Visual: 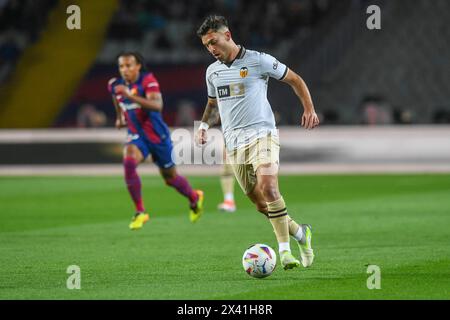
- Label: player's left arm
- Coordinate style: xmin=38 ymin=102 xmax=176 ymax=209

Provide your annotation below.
xmin=114 ymin=85 xmax=163 ymax=112
xmin=281 ymin=68 xmax=320 ymax=130
xmin=132 ymin=91 xmax=163 ymax=112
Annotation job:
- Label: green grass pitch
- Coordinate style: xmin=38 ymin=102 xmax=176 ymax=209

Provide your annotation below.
xmin=0 ymin=174 xmax=449 ymax=299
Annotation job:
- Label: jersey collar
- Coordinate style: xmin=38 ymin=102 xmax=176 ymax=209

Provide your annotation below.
xmin=224 ymin=45 xmax=246 ymax=68
xmin=125 ymin=72 xmax=144 ymax=85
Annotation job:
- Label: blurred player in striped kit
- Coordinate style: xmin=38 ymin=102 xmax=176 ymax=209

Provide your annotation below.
xmin=196 ymin=16 xmax=319 ymax=270
xmin=108 ymin=52 xmax=204 ymax=230
xmin=218 ymin=156 xmax=236 ymax=213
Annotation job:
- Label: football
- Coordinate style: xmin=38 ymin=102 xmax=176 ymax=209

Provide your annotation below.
xmin=242 ymin=244 xmax=277 ymax=278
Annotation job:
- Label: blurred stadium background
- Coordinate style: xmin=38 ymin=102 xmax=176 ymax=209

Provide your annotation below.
xmin=0 ymin=0 xmax=449 ymax=175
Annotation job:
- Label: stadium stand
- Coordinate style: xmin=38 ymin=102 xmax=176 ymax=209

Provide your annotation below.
xmin=0 ymin=0 xmax=448 ymax=127
xmin=306 ymin=0 xmax=450 ymax=124
xmin=57 ymin=0 xmax=341 ymax=127
xmin=97 ymin=0 xmax=338 ymax=64
xmin=0 ymin=0 xmax=57 ymax=85
xmin=0 ymin=0 xmax=118 ymax=128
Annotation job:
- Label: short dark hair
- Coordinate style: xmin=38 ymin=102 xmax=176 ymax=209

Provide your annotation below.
xmin=117 ymin=51 xmax=147 ymax=72
xmin=196 ymin=15 xmax=229 ymax=37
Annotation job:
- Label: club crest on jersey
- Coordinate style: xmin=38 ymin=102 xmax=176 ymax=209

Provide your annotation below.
xmin=130 ymin=87 xmax=138 ymax=96
xmin=240 ymin=67 xmax=248 ymax=78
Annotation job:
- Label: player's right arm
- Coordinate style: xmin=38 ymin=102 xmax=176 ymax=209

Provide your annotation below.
xmin=108 ymin=77 xmax=127 ymax=129
xmin=197 ymin=66 xmax=219 ymax=145
xmin=197 ymin=97 xmax=219 ymax=145
xmin=112 ymin=95 xmax=127 ymax=129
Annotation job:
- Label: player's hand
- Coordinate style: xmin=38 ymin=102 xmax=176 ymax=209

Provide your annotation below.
xmin=301 ymin=110 xmax=320 ymax=130
xmin=196 ymin=129 xmax=208 ymax=145
xmin=114 ymin=85 xmax=130 ymax=97
xmin=115 ymin=118 xmax=127 ymax=129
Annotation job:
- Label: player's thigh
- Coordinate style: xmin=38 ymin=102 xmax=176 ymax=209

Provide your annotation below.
xmin=123 ymin=143 xmax=144 ymax=163
xmin=253 ymin=134 xmax=281 ymax=201
xmin=226 ymin=144 xmax=256 ymax=195
xmin=232 ymin=163 xmax=267 ymax=215
xmin=231 ymin=162 xmax=257 ymax=196
xmin=150 ymin=139 xmax=176 ymax=174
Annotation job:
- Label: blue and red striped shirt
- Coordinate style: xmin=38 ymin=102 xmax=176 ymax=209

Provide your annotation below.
xmin=108 ymin=72 xmax=170 ymax=144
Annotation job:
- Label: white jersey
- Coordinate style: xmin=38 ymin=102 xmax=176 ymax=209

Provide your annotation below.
xmin=205 ymin=47 xmax=288 ymax=151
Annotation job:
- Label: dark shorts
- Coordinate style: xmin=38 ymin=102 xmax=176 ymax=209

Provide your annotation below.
xmin=126 ymin=133 xmax=175 ymax=169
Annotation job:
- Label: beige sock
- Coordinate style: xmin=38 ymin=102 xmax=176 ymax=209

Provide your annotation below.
xmin=288 ymin=215 xmax=300 ymax=236
xmin=267 ymin=197 xmax=289 ymax=243
xmin=220 ymin=163 xmax=235 ymax=200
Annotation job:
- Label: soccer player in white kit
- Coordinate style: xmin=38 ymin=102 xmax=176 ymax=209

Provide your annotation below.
xmin=196 ymin=15 xmax=319 ymax=270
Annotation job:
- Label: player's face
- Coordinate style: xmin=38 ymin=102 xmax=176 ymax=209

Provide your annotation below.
xmin=201 ymin=30 xmax=232 ymax=62
xmin=118 ymin=56 xmax=141 ymax=83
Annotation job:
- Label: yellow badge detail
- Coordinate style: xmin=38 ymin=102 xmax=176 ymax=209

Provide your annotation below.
xmin=240 ymin=67 xmax=248 ymax=78
xmin=130 ymin=87 xmax=138 ymax=96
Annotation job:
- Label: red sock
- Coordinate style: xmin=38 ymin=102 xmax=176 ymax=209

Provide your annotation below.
xmin=166 ymin=175 xmax=198 ymax=208
xmin=123 ymin=157 xmax=145 ymax=212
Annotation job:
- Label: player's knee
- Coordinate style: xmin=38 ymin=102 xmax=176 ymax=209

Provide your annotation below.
xmin=163 ymin=174 xmax=173 ymax=184
xmin=261 ymin=183 xmax=280 ymax=201
xmin=124 ymin=145 xmax=141 ymax=160
xmin=162 ymin=169 xmax=177 ymax=184
xmin=164 ymin=176 xmax=174 ymax=185
xmin=124 ymin=147 xmax=134 ymax=158
xmin=256 ymin=203 xmax=268 ymax=215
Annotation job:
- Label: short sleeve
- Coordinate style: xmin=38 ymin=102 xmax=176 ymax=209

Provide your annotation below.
xmin=206 ymin=69 xmax=216 ymax=99
xmin=107 ymin=77 xmax=117 ymax=95
xmin=142 ymin=73 xmax=161 ymax=95
xmin=259 ymin=52 xmax=288 ymax=80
